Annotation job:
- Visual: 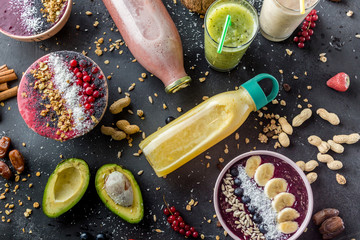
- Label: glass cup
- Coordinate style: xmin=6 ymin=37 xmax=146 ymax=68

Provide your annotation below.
xmin=204 ymin=0 xmax=259 ymax=72
xmin=259 ymin=0 xmax=320 ymax=42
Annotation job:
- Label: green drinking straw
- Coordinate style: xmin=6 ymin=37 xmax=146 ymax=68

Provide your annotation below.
xmin=217 ymin=15 xmax=232 ymax=54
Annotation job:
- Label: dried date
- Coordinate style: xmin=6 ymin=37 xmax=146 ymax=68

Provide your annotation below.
xmin=9 ymin=149 xmax=25 ymax=174
xmin=0 ymin=161 xmax=12 ymax=179
xmin=320 ymin=216 xmax=345 ymax=239
xmin=0 ymin=136 xmax=11 ymax=158
xmin=313 ymin=208 xmax=339 ymax=225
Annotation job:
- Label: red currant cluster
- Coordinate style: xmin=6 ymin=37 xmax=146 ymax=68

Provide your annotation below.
xmin=164 ymin=206 xmax=199 ymax=238
xmin=69 ymin=59 xmax=103 ymax=114
xmin=293 ymin=9 xmax=319 ymax=48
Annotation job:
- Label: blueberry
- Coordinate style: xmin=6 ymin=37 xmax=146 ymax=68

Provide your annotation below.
xmin=165 ymin=116 xmax=175 ymax=124
xmin=253 ymin=213 xmax=263 ymax=224
xmin=234 ymin=187 xmax=244 ymax=197
xmin=80 ymin=232 xmax=90 ymax=240
xmin=234 ymin=178 xmax=242 ymax=186
xmin=96 ymin=233 xmax=106 ymax=240
xmin=247 ymin=205 xmax=257 ymax=215
xmin=230 ymin=167 xmax=238 ymax=177
xmin=259 ymin=224 xmax=268 ymax=234
xmin=241 ymin=195 xmax=251 ymax=204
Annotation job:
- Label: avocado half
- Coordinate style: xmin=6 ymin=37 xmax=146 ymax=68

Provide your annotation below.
xmin=95 ymin=164 xmax=144 ymax=223
xmin=42 ymin=158 xmax=90 ymax=218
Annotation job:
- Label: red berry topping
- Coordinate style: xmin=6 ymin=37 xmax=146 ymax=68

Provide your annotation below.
xmin=293 ymin=36 xmax=299 ymax=42
xmin=169 ymin=206 xmax=176 ymax=213
xmin=85 ymin=87 xmax=94 ymax=95
xmin=83 ymin=82 xmax=90 ymax=89
xmin=73 ymin=68 xmax=80 ymax=74
xmin=82 ymin=70 xmax=88 ymax=76
xmin=98 ymin=74 xmax=103 ymax=79
xmin=83 ymin=75 xmax=91 ymax=82
xmin=312 ymin=15 xmax=318 ymax=21
xmin=163 ymin=208 xmax=170 ymax=215
xmin=84 ymin=103 xmax=92 ymax=110
xmin=310 ymin=9 xmax=317 ymax=15
xmin=92 ymin=67 xmax=99 ymax=74
xmin=88 ymin=96 xmax=95 ymax=103
xmin=92 ymin=90 xmax=100 ymax=98
xmin=76 ymin=79 xmax=83 ymax=86
xmin=173 ymin=211 xmax=180 ymax=217
xmin=192 ymin=232 xmax=199 ymax=238
xmin=185 ymin=231 xmax=192 ymax=237
xmin=70 ymin=59 xmax=77 ymax=67
xmin=298 ymin=42 xmax=305 ymax=48
xmin=79 ymin=60 xmax=87 ymax=67
xmin=179 ymin=229 xmax=185 ymax=235
xmin=76 ymin=72 xmax=83 ymax=79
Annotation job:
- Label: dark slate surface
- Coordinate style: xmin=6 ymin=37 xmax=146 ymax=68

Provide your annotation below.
xmin=0 ymin=0 xmax=359 ymax=239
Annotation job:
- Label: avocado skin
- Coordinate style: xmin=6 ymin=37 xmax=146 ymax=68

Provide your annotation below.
xmin=95 ymin=164 xmax=144 ymax=224
xmin=42 ymin=158 xmax=90 ymax=218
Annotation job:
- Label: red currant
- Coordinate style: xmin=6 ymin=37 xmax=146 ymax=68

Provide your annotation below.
xmin=76 ymin=79 xmax=83 ymax=86
xmin=302 ymin=31 xmax=309 ymax=37
xmin=310 ymin=9 xmax=317 ymax=15
xmin=70 ymin=59 xmax=77 ymax=67
xmin=298 ymin=42 xmax=305 ymax=48
xmin=173 ymin=211 xmax=180 ymax=217
xmin=190 ymin=227 xmax=195 ymax=232
xmin=177 ymin=216 xmax=183 ymax=222
xmin=98 ymin=74 xmax=104 ymax=79
xmin=79 ymin=60 xmax=87 ymax=67
xmin=301 ymin=26 xmax=307 ymax=31
xmin=293 ymin=36 xmax=299 ymax=42
xmin=76 ymin=72 xmax=83 ymax=79
xmin=173 ymin=226 xmax=180 ymax=232
xmin=163 ymin=208 xmax=170 ymax=215
xmin=83 ymin=82 xmax=90 ymax=89
xmin=308 ymin=29 xmax=314 ymax=36
xmin=88 ymin=96 xmax=95 ymax=103
xmin=92 ymin=67 xmax=99 ymax=74
xmin=179 ymin=229 xmax=185 ymax=235
xmin=83 ymin=75 xmax=91 ymax=82
xmin=85 ymin=87 xmax=93 ymax=95
xmin=185 ymin=231 xmax=192 ymax=237
xmin=73 ymin=68 xmax=80 ymax=74
xmin=84 ymin=103 xmax=92 ymax=110
xmin=184 ymin=225 xmax=190 ymax=231
xmin=82 ymin=70 xmax=88 ymax=76
xmin=179 ymin=222 xmax=185 ymax=228
xmin=305 ymin=35 xmax=311 ymax=41
xmin=92 ymin=91 xmax=100 ymax=98
xmin=192 ymin=232 xmax=199 ymax=238
xmin=310 ymin=22 xmax=316 ymax=28
xmin=167 ymin=215 xmax=175 ymax=224
xmin=172 ymin=220 xmax=179 ymax=227
xmin=305 ymin=16 xmax=312 ymax=21
xmin=312 ymin=15 xmax=318 ymax=21
xmin=299 ymin=37 xmax=306 ymax=42
xmin=169 ymin=206 xmax=176 ymax=213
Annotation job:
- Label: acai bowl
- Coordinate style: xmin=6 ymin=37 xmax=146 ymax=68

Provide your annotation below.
xmin=214 ymin=150 xmax=313 ymax=240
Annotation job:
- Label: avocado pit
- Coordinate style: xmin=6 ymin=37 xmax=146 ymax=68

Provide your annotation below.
xmin=105 ymin=171 xmax=133 ymax=207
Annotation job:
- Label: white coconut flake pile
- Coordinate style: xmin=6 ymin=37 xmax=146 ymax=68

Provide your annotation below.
xmin=9 ymin=0 xmax=43 ymax=33
xmin=48 ymin=53 xmax=92 ymax=134
xmin=236 ymin=165 xmax=286 ymax=240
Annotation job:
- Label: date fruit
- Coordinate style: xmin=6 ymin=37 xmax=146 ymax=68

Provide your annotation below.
xmin=0 ymin=160 xmax=12 ymax=179
xmin=313 ymin=208 xmax=339 ymax=225
xmin=319 ymin=216 xmax=345 ymax=239
xmin=0 ymin=136 xmax=11 ymax=158
xmin=9 ymin=149 xmax=25 ymax=174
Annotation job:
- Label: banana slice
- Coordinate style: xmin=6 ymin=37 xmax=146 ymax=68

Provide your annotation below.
xmin=245 ymin=156 xmax=261 ymax=178
xmin=264 ymin=178 xmax=288 ymax=199
xmin=254 ymin=163 xmax=275 ymax=186
xmin=272 ymin=192 xmax=296 ymax=212
xmin=277 ymin=208 xmax=300 ymax=223
xmin=278 ymin=221 xmax=299 ymax=234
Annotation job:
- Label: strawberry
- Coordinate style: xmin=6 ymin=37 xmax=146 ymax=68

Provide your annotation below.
xmin=326 ymin=72 xmax=350 ymax=92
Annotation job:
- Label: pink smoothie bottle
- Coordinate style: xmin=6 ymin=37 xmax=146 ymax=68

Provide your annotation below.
xmin=102 ymin=0 xmax=192 ymax=93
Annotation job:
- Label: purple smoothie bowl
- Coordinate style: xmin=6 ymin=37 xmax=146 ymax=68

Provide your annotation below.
xmin=213 ymin=150 xmax=314 ymax=240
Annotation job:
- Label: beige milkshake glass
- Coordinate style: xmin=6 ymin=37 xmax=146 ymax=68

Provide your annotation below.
xmin=259 ymin=0 xmax=320 ymax=42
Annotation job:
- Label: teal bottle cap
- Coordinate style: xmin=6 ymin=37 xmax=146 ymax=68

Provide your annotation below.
xmin=241 ymin=73 xmax=279 ymax=110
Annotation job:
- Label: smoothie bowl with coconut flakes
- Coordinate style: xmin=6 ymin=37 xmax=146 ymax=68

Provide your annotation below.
xmin=214 ymin=150 xmax=313 ymax=240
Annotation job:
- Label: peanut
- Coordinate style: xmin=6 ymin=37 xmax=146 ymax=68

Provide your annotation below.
xmin=316 ymin=108 xmax=340 ymax=125
xmin=9 ymin=150 xmax=25 ymax=174
xmin=0 ymin=161 xmax=11 ymax=180
xmin=101 ymin=125 xmax=126 ymax=141
xmin=278 ymin=132 xmax=290 ymax=147
xmin=109 ymin=97 xmax=131 ymax=114
xmin=296 ymin=161 xmax=305 ymax=171
xmin=278 ymin=117 xmax=293 ymax=135
xmin=327 ymin=160 xmax=343 ymax=170
xmin=304 ymin=160 xmax=319 ymax=172
xmin=327 ymin=140 xmax=344 ymax=154
xmin=116 ymin=120 xmax=140 ymax=135
xmin=317 ymin=153 xmax=334 ymax=163
xmin=306 ymin=172 xmax=318 ymax=184
xmin=308 ymin=135 xmax=330 ymax=153
xmin=333 ymin=133 xmax=360 ymax=144
xmin=292 ymin=108 xmax=312 ymax=127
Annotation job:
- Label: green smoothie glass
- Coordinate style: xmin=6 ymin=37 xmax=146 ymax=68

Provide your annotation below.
xmin=204 ymin=0 xmax=259 ymax=72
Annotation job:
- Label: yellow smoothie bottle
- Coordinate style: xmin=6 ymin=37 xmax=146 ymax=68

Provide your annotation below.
xmin=139 ymin=74 xmax=279 ymax=177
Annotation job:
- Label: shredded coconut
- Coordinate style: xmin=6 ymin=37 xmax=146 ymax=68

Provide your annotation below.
xmin=9 ymin=0 xmax=43 ymax=33
xmin=236 ymin=166 xmax=286 ymax=240
xmin=48 ymin=53 xmax=92 ymax=133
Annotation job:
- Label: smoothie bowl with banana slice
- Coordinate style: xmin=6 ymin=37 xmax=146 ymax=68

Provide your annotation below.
xmin=214 ymin=150 xmax=313 ymax=240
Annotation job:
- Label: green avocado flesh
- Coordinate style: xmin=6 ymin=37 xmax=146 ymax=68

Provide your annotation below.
xmin=95 ymin=164 xmax=144 ymax=223
xmin=42 ymin=158 xmax=90 ymax=218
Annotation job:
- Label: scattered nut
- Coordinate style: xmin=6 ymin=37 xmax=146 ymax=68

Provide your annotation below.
xmin=304 ymin=160 xmax=319 ymax=172
xmin=333 ymin=133 xmax=360 ymax=144
xmin=292 ymin=108 xmax=312 ymax=127
xmin=101 ymin=126 xmax=126 ymax=141
xmin=306 ymin=172 xmax=318 ymax=184
xmin=327 ymin=160 xmax=343 ymax=170
xmin=327 ymin=140 xmax=344 ymax=154
xmin=317 ymin=153 xmax=334 ymax=163
xmin=278 ymin=117 xmax=293 ymax=135
xmin=316 ymin=108 xmax=340 ymax=125
xmin=278 ymin=132 xmax=290 ymax=147
xmin=296 ymin=161 xmax=306 ymax=171
xmin=109 ymin=97 xmax=131 ymax=114
xmin=116 ymin=120 xmax=140 ymax=135
xmin=308 ymin=135 xmax=330 ymax=153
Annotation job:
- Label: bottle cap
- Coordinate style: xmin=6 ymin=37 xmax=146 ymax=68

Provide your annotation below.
xmin=241 ymin=73 xmax=279 ymax=110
